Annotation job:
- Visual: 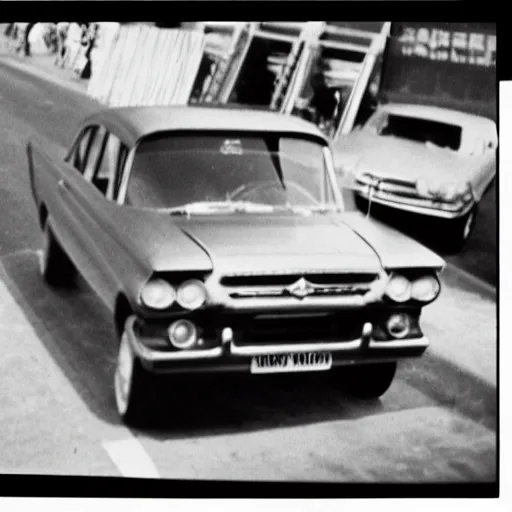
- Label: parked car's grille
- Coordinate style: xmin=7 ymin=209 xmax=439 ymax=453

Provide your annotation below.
xmin=356 ymin=174 xmax=420 ymax=200
xmin=220 ymin=272 xmax=380 ymax=299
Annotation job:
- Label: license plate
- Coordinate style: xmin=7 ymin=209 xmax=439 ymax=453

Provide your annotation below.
xmin=250 ymin=352 xmax=333 ymax=374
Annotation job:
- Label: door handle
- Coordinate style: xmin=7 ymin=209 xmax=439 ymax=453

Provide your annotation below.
xmin=58 ymin=179 xmax=70 ymax=191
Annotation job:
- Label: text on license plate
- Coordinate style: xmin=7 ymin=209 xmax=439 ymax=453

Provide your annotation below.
xmin=250 ymin=352 xmax=333 ymax=374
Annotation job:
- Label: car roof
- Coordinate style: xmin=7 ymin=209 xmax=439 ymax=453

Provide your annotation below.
xmin=84 ymin=105 xmax=328 ymax=147
xmin=379 ymin=103 xmax=495 ymax=130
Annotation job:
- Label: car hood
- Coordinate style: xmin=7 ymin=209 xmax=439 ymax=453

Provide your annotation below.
xmin=173 ymin=213 xmax=383 ymax=275
xmin=333 ymin=131 xmax=470 ymax=183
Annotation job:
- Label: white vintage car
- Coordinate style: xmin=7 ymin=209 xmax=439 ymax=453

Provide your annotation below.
xmin=332 ymin=103 xmax=497 ymax=250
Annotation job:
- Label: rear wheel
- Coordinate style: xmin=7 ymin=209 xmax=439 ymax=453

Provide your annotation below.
xmin=114 ymin=328 xmax=156 ymax=426
xmin=40 ymin=220 xmax=76 ymax=286
xmin=334 ymin=362 xmax=397 ymax=400
xmin=445 ymin=206 xmax=477 ymax=253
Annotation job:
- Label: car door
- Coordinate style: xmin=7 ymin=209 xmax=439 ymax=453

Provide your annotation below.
xmin=44 ymin=125 xmax=97 ymax=272
xmin=65 ymin=127 xmax=129 ymax=305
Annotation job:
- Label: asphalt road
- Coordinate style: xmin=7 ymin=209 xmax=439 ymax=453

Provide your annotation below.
xmin=0 ymin=60 xmax=497 ymax=485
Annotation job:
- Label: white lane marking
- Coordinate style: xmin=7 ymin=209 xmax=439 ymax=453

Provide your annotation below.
xmin=0 ymin=252 xmax=161 ymax=479
xmin=102 ymin=438 xmax=161 ymax=479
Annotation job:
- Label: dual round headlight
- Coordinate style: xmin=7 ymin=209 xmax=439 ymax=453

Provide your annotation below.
xmin=385 ymin=274 xmax=440 ymax=303
xmin=140 ymin=278 xmax=207 ymax=310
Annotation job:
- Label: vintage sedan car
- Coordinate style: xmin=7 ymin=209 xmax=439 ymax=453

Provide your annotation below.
xmin=27 ymin=105 xmax=444 ymax=425
xmin=332 ymin=103 xmax=497 ymax=251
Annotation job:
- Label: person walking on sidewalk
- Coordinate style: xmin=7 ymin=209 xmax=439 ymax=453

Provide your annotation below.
xmin=62 ymin=22 xmax=82 ymax=69
xmin=16 ymin=22 xmax=36 ymax=57
xmin=55 ymin=22 xmax=69 ymax=67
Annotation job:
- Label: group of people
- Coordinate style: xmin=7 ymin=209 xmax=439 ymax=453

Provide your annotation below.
xmin=4 ymin=22 xmax=99 ymax=79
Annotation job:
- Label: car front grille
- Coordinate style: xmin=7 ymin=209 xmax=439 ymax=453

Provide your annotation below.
xmin=356 ymin=175 xmax=420 ymax=200
xmin=230 ymin=312 xmax=366 ymax=345
xmin=220 ymin=271 xmax=380 ymax=300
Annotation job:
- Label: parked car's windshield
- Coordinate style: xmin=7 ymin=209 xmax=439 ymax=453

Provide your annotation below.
xmin=363 ymin=110 xmax=463 ymax=152
xmin=125 ymin=132 xmax=340 ymax=212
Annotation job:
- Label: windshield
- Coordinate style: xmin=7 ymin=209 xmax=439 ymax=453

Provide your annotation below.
xmin=125 ymin=132 xmax=340 ymax=213
xmin=364 ymin=110 xmax=463 ymax=151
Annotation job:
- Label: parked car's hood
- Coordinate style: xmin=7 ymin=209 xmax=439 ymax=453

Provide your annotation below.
xmin=333 ymin=131 xmax=471 ymax=183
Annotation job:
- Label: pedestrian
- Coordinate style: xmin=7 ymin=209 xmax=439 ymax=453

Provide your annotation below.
xmin=14 ymin=22 xmax=28 ymax=56
xmin=62 ymin=21 xmax=82 ymax=68
xmin=55 ymin=22 xmax=69 ymax=67
xmin=80 ymin=23 xmax=98 ymax=79
xmin=22 ymin=22 xmax=36 ymax=57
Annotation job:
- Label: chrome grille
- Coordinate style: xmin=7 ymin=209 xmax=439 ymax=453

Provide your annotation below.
xmin=356 ymin=175 xmax=420 ymax=200
xmin=220 ymin=272 xmax=380 ymax=300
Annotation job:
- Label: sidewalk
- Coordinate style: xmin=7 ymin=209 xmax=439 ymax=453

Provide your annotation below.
xmin=0 ymin=34 xmax=90 ymax=95
xmin=0 ymin=47 xmax=498 ymax=390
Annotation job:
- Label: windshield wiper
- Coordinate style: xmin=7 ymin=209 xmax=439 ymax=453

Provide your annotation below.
xmin=165 ymin=201 xmax=277 ymax=216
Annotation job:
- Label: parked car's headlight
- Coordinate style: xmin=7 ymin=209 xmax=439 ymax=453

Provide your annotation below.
xmin=411 ymin=275 xmax=441 ymax=302
xmin=416 ymin=178 xmax=442 ymax=198
xmin=417 ymin=179 xmax=472 ymax=202
xmin=177 ymin=279 xmax=207 ymax=310
xmin=385 ymin=274 xmax=412 ymax=303
xmin=140 ymin=278 xmax=176 ymax=310
xmin=439 ymin=181 xmax=471 ymax=202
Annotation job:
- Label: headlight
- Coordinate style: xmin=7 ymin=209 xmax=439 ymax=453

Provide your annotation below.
xmin=140 ymin=278 xmax=176 ymax=310
xmin=177 ymin=279 xmax=207 ymax=310
xmin=411 ymin=275 xmax=441 ymax=302
xmin=417 ymin=179 xmax=471 ymax=202
xmin=385 ymin=274 xmax=412 ymax=303
xmin=416 ymin=178 xmax=442 ymax=198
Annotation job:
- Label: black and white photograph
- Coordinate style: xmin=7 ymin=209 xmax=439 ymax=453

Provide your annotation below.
xmin=0 ymin=13 xmax=501 ymax=508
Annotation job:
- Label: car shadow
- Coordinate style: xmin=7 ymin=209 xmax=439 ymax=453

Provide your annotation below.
xmin=0 ymin=250 xmax=496 ymax=441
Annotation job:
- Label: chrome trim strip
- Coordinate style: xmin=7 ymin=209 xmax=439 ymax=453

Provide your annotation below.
xmin=228 ymin=336 xmax=429 ymax=356
xmin=228 ymin=339 xmax=363 ymax=356
xmin=369 ymin=337 xmax=429 ymax=349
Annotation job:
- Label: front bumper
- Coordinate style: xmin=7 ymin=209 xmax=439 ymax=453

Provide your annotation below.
xmin=124 ymin=315 xmax=429 ymax=374
xmin=355 ymin=185 xmax=474 ymax=220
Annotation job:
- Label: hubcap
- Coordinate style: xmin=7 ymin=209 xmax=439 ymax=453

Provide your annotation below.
xmin=114 ymin=333 xmax=134 ymax=416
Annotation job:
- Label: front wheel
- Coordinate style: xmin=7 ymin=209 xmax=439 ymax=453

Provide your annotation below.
xmin=333 ymin=362 xmax=397 ymax=400
xmin=114 ymin=329 xmax=156 ymax=426
xmin=40 ymin=220 xmax=76 ymax=286
xmin=445 ymin=206 xmax=477 ymax=253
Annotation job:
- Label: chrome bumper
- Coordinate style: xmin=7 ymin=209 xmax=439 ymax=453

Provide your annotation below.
xmin=355 ymin=188 xmax=474 ymax=219
xmin=124 ymin=316 xmax=429 ymax=367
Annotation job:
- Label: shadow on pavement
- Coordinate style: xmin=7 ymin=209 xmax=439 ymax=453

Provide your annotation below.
xmin=0 ymin=251 xmax=497 ymax=439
